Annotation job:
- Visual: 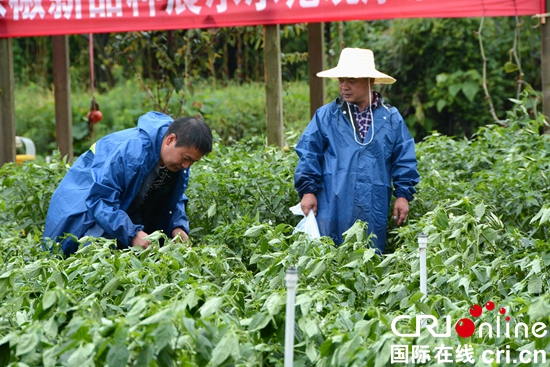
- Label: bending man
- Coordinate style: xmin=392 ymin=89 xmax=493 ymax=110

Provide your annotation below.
xmin=44 ymin=111 xmax=212 ymax=256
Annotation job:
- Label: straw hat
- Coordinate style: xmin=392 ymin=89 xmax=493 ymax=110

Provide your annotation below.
xmin=316 ymin=48 xmax=396 ymax=84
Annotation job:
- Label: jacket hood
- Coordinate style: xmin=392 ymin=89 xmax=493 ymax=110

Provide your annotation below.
xmin=137 ymin=111 xmax=174 ymax=154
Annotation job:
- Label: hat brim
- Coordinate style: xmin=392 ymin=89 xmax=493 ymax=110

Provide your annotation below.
xmin=316 ymin=67 xmax=396 ymax=84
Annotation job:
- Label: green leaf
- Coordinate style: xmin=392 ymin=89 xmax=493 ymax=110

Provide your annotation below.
xmin=308 ymin=261 xmax=325 ymax=278
xmin=528 ymin=276 xmax=542 ymax=294
xmin=408 ymin=291 xmax=424 ymax=304
xmin=448 ymin=84 xmax=461 ymax=97
xmin=44 ymin=316 xmax=58 ymax=339
xmin=15 ymin=331 xmax=39 ymax=356
xmin=139 ymin=309 xmax=171 ymax=326
xmin=210 ymin=330 xmax=239 ymax=367
xmin=374 ymin=335 xmax=392 ymax=367
xmin=200 ymin=296 xmax=224 ymax=317
xmin=173 ymin=77 xmax=184 ymax=93
xmin=264 ymin=292 xmax=284 ymax=316
xmin=302 ymin=318 xmax=320 ymax=338
xmin=504 ymin=61 xmax=519 ymax=73
xmin=207 ymin=203 xmax=217 ymax=218
xmin=42 ymin=345 xmax=60 ymax=367
xmin=42 ymin=289 xmax=57 ymax=310
xmin=461 ymin=81 xmax=480 ymax=102
xmin=67 ymin=343 xmax=95 ymax=366
xmin=184 ymin=289 xmax=200 ymax=310
xmin=319 ymin=338 xmax=334 ymax=357
xmin=435 ymin=73 xmax=448 ymax=84
xmin=474 ymin=203 xmax=486 ymax=218
xmin=135 ymin=344 xmax=154 ymax=367
xmin=528 ymin=258 xmax=542 ymax=276
xmin=528 ymin=297 xmax=550 ymax=321
xmin=296 ymin=294 xmax=313 ymax=315
xmin=414 ymin=301 xmax=431 ymax=314
xmin=482 ymin=228 xmax=499 ymax=243
xmin=243 ymin=225 xmax=264 ymax=237
xmin=156 ymin=346 xmax=174 ymax=367
xmin=152 ymin=284 xmax=172 ymax=298
xmin=343 ymin=259 xmax=360 ymax=268
xmin=306 ymin=341 xmax=318 ymax=362
xmin=102 ymin=276 xmax=120 ymax=295
xmin=363 ymin=248 xmax=376 ymax=262
xmin=248 ymin=312 xmax=271 ymax=332
xmin=106 ymin=343 xmax=130 ymax=367
xmin=436 ymin=99 xmax=447 ymax=112
xmin=154 ymin=322 xmax=176 ymax=352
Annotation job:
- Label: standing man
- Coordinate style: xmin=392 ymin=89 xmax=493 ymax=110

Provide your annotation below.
xmin=294 ymin=48 xmax=420 ymax=252
xmin=44 ymin=111 xmax=212 ymax=256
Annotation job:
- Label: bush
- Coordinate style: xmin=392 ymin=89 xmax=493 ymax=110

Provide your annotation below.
xmin=14 ymin=80 xmax=311 ymax=157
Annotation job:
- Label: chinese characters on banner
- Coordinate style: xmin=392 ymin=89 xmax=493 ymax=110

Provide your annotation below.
xmin=0 ymin=0 xmax=544 ymax=38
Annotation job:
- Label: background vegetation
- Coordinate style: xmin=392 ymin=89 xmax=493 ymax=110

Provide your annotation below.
xmin=13 ymin=16 xmax=543 ymax=157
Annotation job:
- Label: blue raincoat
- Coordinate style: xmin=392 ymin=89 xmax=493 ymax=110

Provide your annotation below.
xmin=44 ymin=111 xmax=190 ymax=256
xmin=294 ymin=97 xmax=420 ymax=250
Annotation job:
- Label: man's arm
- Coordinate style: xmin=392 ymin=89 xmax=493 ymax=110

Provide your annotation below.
xmin=86 ymin=138 xmax=149 ymax=247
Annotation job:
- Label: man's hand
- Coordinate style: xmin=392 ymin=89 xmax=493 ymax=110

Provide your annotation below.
xmin=393 ymin=197 xmax=410 ymax=226
xmin=301 ymin=193 xmax=318 ymax=216
xmin=172 ymin=228 xmax=189 ymax=243
xmin=132 ymin=230 xmax=151 ymax=250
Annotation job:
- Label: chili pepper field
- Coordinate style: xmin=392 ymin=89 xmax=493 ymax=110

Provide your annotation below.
xmin=1 ymin=92 xmax=550 ymax=366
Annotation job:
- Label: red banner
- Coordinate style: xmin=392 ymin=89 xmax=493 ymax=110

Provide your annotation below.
xmin=0 ymin=0 xmax=545 ymax=38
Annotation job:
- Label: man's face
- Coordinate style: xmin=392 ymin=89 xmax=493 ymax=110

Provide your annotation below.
xmin=159 ymin=134 xmax=204 ymax=172
xmin=338 ymin=78 xmax=375 ymax=110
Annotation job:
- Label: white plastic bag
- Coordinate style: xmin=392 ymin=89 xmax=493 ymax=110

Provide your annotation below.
xmin=290 ymin=203 xmax=321 ymax=239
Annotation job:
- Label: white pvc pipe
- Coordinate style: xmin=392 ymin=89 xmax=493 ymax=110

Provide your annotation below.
xmin=418 ymin=233 xmax=427 ymax=296
xmin=284 ymin=266 xmax=298 ymax=367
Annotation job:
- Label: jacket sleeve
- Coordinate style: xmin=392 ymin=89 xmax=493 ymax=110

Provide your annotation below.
xmin=390 ymin=110 xmax=420 ymax=201
xmin=86 ymin=138 xmax=147 ymax=247
xmin=294 ymin=110 xmax=326 ymax=197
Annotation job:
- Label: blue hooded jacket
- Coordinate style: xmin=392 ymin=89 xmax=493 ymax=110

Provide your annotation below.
xmin=294 ymin=97 xmax=420 ymax=250
xmin=44 ymin=111 xmax=190 ymax=256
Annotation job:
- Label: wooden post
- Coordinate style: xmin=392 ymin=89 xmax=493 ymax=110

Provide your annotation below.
xmin=264 ymin=25 xmax=285 ymax=147
xmin=542 ymin=0 xmax=550 ymax=134
xmin=0 ymin=38 xmax=16 ymax=166
xmin=308 ymin=22 xmax=326 ymax=118
xmin=52 ymin=35 xmax=74 ymax=159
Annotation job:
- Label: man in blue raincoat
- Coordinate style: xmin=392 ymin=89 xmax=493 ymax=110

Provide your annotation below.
xmin=294 ymin=48 xmax=420 ymax=252
xmin=44 ymin=111 xmax=212 ymax=256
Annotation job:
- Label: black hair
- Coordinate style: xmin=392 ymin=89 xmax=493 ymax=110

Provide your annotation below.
xmin=165 ymin=117 xmax=213 ymax=155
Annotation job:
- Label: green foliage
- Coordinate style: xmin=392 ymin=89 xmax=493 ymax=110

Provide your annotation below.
xmin=364 ymin=17 xmax=540 ymax=138
xmin=14 ymin=17 xmax=542 ymax=143
xmin=434 ymin=69 xmax=482 ymax=112
xmin=186 ymin=136 xmax=299 ymax=238
xmin=14 ymin=81 xmax=311 ymax=156
xmin=412 ymin=87 xmax=550 ymax=239
xmin=2 ymin=91 xmax=550 ymax=366
xmin=0 ymin=152 xmax=69 ymax=238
